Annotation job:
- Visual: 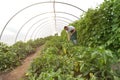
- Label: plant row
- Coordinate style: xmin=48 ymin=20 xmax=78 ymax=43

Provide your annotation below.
xmin=0 ymin=38 xmax=49 ymax=73
xmin=25 ymin=36 xmax=119 ymax=80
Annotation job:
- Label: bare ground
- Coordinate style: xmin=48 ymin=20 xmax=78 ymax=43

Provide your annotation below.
xmin=0 ymin=47 xmax=41 ymax=80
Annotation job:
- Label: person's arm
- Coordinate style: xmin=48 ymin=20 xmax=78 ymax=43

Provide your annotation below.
xmin=67 ymin=32 xmax=70 ymax=41
xmin=70 ymin=29 xmax=76 ymax=36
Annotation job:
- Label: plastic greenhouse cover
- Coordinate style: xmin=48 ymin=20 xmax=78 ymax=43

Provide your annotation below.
xmin=0 ymin=0 xmax=104 ymax=45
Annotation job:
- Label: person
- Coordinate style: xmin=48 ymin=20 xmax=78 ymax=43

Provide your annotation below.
xmin=64 ymin=26 xmax=77 ymax=44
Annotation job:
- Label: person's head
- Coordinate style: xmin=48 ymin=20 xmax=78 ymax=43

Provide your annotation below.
xmin=64 ymin=26 xmax=68 ymax=30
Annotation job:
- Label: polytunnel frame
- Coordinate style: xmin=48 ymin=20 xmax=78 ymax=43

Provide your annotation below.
xmin=34 ymin=22 xmax=67 ymax=40
xmin=33 ymin=22 xmax=68 ymax=40
xmin=15 ymin=12 xmax=79 ymax=42
xmin=23 ymin=16 xmax=73 ymax=41
xmin=27 ymin=19 xmax=69 ymax=41
xmin=33 ymin=19 xmax=69 ymax=39
xmin=34 ymin=21 xmax=68 ymax=39
xmin=37 ymin=22 xmax=67 ymax=37
xmin=0 ymin=1 xmax=85 ymax=41
xmin=24 ymin=21 xmax=67 ymax=41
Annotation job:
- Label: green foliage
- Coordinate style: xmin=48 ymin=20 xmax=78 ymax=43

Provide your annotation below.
xmin=0 ymin=38 xmax=47 ymax=72
xmin=73 ymin=46 xmax=116 ymax=79
xmin=0 ymin=42 xmax=9 ymax=53
xmin=61 ymin=30 xmax=68 ymax=41
xmin=70 ymin=0 xmax=120 ymax=58
xmin=0 ymin=42 xmax=20 ymax=72
xmin=10 ymin=41 xmax=35 ymax=60
xmin=26 ymin=38 xmax=46 ymax=49
xmin=26 ymin=53 xmax=75 ymax=80
xmin=26 ymin=39 xmax=118 ymax=79
xmin=42 ymin=36 xmax=67 ymax=54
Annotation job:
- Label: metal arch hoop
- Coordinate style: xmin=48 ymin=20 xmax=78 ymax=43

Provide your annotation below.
xmin=23 ymin=16 xmax=73 ymax=41
xmin=15 ymin=12 xmax=79 ymax=42
xmin=36 ymin=23 xmax=66 ymax=39
xmin=0 ymin=1 xmax=85 ymax=40
xmin=34 ymin=23 xmax=67 ymax=40
xmin=35 ymin=22 xmax=68 ymax=39
xmin=29 ymin=19 xmax=69 ymax=40
xmin=16 ymin=12 xmax=76 ymax=42
xmin=34 ymin=22 xmax=66 ymax=39
xmin=33 ymin=19 xmax=69 ymax=40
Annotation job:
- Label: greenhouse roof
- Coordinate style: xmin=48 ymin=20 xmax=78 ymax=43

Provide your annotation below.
xmin=0 ymin=0 xmax=104 ymax=45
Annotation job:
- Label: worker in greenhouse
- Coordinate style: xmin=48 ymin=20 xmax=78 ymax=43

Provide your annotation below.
xmin=64 ymin=26 xmax=77 ymax=44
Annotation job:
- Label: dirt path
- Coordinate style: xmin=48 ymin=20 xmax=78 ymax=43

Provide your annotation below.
xmin=0 ymin=47 xmax=41 ymax=80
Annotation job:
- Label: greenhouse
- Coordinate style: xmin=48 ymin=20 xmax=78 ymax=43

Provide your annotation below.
xmin=0 ymin=0 xmax=120 ymax=80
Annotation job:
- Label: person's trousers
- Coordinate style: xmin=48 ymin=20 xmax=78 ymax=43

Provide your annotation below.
xmin=70 ymin=31 xmax=77 ymax=44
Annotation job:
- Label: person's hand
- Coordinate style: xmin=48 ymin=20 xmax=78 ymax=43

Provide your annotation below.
xmin=70 ymin=33 xmax=73 ymax=36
